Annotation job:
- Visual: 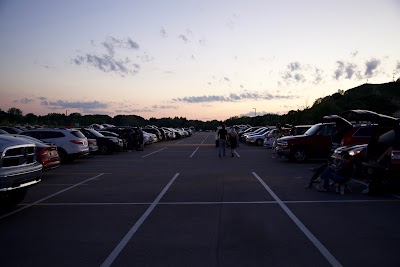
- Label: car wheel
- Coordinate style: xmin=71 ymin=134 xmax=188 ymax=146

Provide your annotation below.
xmin=100 ymin=145 xmax=108 ymax=155
xmin=58 ymin=149 xmax=69 ymax=163
xmin=0 ymin=188 xmax=27 ymax=210
xmin=256 ymin=139 xmax=263 ymax=146
xmin=293 ymin=148 xmax=307 ymax=162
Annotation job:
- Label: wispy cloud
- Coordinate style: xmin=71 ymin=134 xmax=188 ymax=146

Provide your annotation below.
xmin=173 ymin=92 xmax=297 ymax=103
xmin=13 ymin=98 xmax=34 ymax=104
xmin=152 ymin=105 xmax=179 ymax=110
xmin=333 ymin=61 xmax=359 ymax=80
xmin=39 ymin=97 xmax=109 ymax=111
xmin=178 ymin=34 xmax=189 ymax=43
xmin=281 ymin=62 xmax=306 ymax=84
xmin=333 ymin=58 xmax=381 ymax=80
xmin=72 ymin=36 xmax=141 ymax=77
xmin=160 ymin=27 xmax=168 ymax=38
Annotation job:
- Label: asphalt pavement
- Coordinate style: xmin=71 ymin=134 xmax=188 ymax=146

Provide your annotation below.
xmin=1 ymin=132 xmax=399 ymax=267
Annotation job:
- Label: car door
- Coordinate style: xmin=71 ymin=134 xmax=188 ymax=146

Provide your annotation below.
xmin=310 ymin=124 xmax=337 ymax=157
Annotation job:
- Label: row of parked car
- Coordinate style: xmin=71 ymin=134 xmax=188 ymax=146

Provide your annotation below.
xmin=0 ymin=125 xmax=194 ymax=210
xmin=236 ymin=110 xmax=400 ymax=193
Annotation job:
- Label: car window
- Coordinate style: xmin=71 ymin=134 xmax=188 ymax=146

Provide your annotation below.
xmin=304 ymin=125 xmax=320 ymax=136
xmin=70 ymin=131 xmax=86 ymax=138
xmin=48 ymin=131 xmax=65 ymax=138
xmin=353 ymin=127 xmax=372 ymax=137
xmin=319 ymin=125 xmax=336 ymax=136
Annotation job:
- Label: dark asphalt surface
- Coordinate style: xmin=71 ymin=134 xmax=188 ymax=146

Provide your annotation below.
xmin=1 ymin=132 xmax=399 ymax=267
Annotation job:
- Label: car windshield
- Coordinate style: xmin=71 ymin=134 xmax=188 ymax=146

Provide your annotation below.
xmin=303 ymin=124 xmax=321 ymax=136
xmin=70 ymin=131 xmax=86 ymax=138
xmin=87 ymin=129 xmax=105 ymax=138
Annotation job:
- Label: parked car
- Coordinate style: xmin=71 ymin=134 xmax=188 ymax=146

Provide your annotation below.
xmin=238 ymin=126 xmax=263 ymax=141
xmin=80 ymin=128 xmax=122 ymax=154
xmin=89 ymin=124 xmax=104 ymax=130
xmin=247 ymin=131 xmax=271 ymax=146
xmin=98 ymin=131 xmax=124 ymax=149
xmin=0 ymin=126 xmax=23 ymax=134
xmin=20 ymin=128 xmax=89 ymax=162
xmin=275 ymin=121 xmax=342 ymax=162
xmin=87 ymin=138 xmax=99 ymax=154
xmin=331 ymin=111 xmax=400 ymax=191
xmin=0 ymin=129 xmax=9 ymax=134
xmin=0 ymin=135 xmax=42 ymax=209
xmin=6 ymin=134 xmax=60 ymax=171
xmin=241 ymin=127 xmax=270 ymax=142
xmin=143 ymin=128 xmax=162 ymax=141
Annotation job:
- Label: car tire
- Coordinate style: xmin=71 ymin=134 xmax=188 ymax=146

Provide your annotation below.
xmin=58 ymin=148 xmax=70 ymax=163
xmin=0 ymin=188 xmax=27 ymax=210
xmin=293 ymin=148 xmax=307 ymax=162
xmin=99 ymin=145 xmax=108 ymax=155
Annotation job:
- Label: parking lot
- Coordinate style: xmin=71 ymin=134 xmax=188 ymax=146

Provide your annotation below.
xmin=1 ymin=131 xmax=399 ymax=267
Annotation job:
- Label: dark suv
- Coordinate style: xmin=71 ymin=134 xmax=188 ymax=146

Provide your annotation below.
xmin=79 ymin=128 xmax=121 ymax=154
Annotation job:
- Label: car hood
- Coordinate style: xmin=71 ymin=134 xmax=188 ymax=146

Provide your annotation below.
xmin=335 ymin=143 xmax=368 ymax=153
xmin=0 ymin=135 xmax=36 ymax=152
xmin=278 ymin=134 xmax=308 ymax=142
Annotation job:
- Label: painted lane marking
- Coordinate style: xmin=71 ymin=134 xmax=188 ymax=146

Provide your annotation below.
xmin=0 ymin=173 xmax=105 ymax=220
xmin=234 ymin=151 xmax=240 ymax=157
xmin=100 ymin=173 xmax=180 ymax=267
xmin=200 ymin=133 xmax=211 ymax=144
xmin=190 ymin=147 xmax=199 ymax=158
xmin=141 ymin=147 xmax=167 ymax=158
xmin=252 ymin=172 xmax=342 ymax=267
xmin=22 ymin=199 xmax=398 ymax=207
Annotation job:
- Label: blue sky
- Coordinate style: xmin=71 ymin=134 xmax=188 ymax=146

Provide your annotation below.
xmin=1 ymin=0 xmax=399 ymax=121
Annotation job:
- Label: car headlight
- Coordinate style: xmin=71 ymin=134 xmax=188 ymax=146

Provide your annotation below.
xmin=348 ymin=148 xmax=362 ymax=156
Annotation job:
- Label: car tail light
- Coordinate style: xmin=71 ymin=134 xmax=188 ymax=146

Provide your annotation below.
xmin=391 ymin=150 xmax=400 ymax=164
xmin=37 ymin=148 xmax=50 ymax=156
xmin=88 ymin=140 xmax=97 ymax=145
xmin=70 ymin=140 xmax=84 ymax=145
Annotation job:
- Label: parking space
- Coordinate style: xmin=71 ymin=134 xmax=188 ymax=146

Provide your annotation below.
xmin=1 ymin=132 xmax=399 ymax=266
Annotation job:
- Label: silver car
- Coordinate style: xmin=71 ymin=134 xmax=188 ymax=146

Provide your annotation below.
xmin=0 ymin=135 xmax=42 ymax=209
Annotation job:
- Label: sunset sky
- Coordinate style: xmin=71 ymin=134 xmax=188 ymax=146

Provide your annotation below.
xmin=1 ymin=0 xmax=399 ymax=121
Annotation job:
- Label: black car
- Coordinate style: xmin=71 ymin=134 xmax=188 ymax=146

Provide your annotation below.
xmin=79 ymin=128 xmax=121 ymax=154
xmin=0 ymin=126 xmax=23 ymax=134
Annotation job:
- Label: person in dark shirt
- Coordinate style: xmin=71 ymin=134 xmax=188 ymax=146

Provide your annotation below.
xmin=217 ymin=125 xmax=228 ymax=157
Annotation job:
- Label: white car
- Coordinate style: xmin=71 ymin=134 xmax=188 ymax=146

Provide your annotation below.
xmin=21 ymin=128 xmax=89 ymax=162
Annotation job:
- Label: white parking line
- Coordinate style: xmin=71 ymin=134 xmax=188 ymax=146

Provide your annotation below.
xmin=252 ymin=172 xmax=343 ymax=267
xmin=21 ymin=198 xmax=398 ymax=207
xmin=200 ymin=133 xmax=211 ymax=144
xmin=141 ymin=147 xmax=167 ymax=158
xmin=100 ymin=173 xmax=180 ymax=267
xmin=190 ymin=147 xmax=199 ymax=158
xmin=0 ymin=173 xmax=106 ymax=220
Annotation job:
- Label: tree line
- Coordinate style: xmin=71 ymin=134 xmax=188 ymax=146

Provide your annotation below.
xmin=1 ymin=82 xmax=399 ymax=130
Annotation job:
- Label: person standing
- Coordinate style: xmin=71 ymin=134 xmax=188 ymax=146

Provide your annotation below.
xmin=228 ymin=127 xmax=239 ymax=157
xmin=217 ymin=124 xmax=228 ymax=157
